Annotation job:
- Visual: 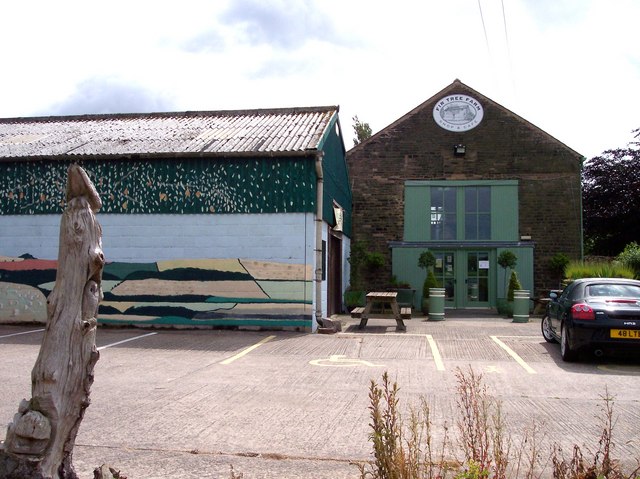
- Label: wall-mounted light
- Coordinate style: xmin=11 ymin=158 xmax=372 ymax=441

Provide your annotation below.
xmin=454 ymin=144 xmax=466 ymax=156
xmin=520 ymin=235 xmax=532 ymax=241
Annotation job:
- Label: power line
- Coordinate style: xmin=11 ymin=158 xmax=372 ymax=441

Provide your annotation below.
xmin=477 ymin=0 xmax=491 ymax=60
xmin=501 ymin=0 xmax=518 ymax=105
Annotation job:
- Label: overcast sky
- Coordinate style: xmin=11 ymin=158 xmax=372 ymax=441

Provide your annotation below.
xmin=1 ymin=0 xmax=638 ymax=159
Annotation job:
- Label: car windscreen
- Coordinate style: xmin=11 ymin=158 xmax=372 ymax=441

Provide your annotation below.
xmin=586 ymin=284 xmax=640 ymax=298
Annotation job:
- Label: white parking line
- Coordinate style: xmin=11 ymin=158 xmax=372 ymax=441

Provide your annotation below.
xmin=491 ymin=335 xmax=536 ymax=374
xmin=426 ymin=334 xmax=446 ymax=371
xmin=97 ymin=332 xmax=158 ymax=351
xmin=0 ymin=328 xmax=45 ymax=339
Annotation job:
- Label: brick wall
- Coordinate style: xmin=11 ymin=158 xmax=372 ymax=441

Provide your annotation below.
xmin=346 ymin=82 xmax=583 ymax=294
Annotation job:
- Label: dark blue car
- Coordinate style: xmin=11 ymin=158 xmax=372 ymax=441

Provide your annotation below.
xmin=541 ymin=278 xmax=640 ymax=361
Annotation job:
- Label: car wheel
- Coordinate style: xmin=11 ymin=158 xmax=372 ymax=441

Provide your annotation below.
xmin=560 ymin=323 xmax=578 ymax=362
xmin=541 ymin=314 xmax=557 ymax=343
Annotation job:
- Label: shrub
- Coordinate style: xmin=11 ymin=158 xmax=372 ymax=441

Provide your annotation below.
xmin=497 ymin=251 xmax=517 ymax=297
xmin=497 ymin=251 xmax=517 ymax=270
xmin=418 ymin=251 xmax=436 ymax=271
xmin=506 ymin=271 xmax=522 ymax=302
xmin=419 ymin=251 xmax=439 ymax=299
xmin=423 ymin=270 xmax=440 ymax=299
xmin=549 ymin=253 xmax=570 ymax=280
xmin=616 ymin=242 xmax=640 ymax=278
xmin=565 ymin=260 xmax=635 ymax=280
xmin=348 ymin=241 xmax=385 ymax=290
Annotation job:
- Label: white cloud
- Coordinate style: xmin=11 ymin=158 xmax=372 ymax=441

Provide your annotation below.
xmin=0 ymin=0 xmax=638 ymax=157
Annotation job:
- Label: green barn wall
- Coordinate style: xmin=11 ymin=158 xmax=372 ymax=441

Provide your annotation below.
xmin=319 ymin=118 xmax=352 ymax=236
xmin=0 ymin=157 xmax=317 ymax=215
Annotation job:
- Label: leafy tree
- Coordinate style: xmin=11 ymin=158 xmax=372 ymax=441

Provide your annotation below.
xmin=582 ymin=128 xmax=640 ymax=255
xmin=549 ymin=252 xmax=570 ymax=287
xmin=497 ymin=250 xmax=517 ymax=296
xmin=616 ymin=242 xmax=640 ymax=278
xmin=352 ymin=115 xmax=372 ymax=146
xmin=348 ymin=240 xmax=384 ymax=290
xmin=418 ymin=251 xmax=438 ymax=299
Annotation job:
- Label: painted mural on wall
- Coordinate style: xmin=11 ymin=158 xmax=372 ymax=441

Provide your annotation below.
xmin=1 ymin=158 xmax=316 ymax=215
xmin=0 ymin=255 xmax=313 ymax=328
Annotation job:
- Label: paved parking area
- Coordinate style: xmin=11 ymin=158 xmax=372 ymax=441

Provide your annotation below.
xmin=1 ymin=313 xmax=639 ymax=478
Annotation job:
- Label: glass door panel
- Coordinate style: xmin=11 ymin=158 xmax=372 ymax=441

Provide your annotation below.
xmin=434 ymin=251 xmax=456 ymax=307
xmin=466 ymin=251 xmax=490 ymax=307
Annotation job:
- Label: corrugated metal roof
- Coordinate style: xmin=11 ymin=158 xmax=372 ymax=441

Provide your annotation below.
xmin=0 ymin=106 xmax=338 ymax=159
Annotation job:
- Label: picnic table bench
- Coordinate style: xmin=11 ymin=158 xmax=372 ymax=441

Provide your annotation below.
xmin=351 ymin=292 xmax=408 ymax=331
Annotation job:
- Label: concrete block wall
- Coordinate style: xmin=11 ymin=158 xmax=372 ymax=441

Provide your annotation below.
xmin=0 ymin=213 xmax=315 ymax=264
xmin=0 ymin=212 xmax=331 ymax=328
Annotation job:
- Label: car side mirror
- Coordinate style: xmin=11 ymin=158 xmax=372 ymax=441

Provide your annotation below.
xmin=549 ymin=291 xmax=558 ymax=301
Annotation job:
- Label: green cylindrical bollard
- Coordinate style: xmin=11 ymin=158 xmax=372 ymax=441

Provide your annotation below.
xmin=428 ymin=288 xmax=445 ymax=321
xmin=512 ymin=289 xmax=530 ymax=323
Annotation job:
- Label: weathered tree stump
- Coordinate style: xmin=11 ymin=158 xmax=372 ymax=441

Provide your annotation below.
xmin=1 ymin=164 xmax=104 ymax=479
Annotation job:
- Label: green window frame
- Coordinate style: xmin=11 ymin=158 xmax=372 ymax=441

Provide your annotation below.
xmin=403 ymin=180 xmax=518 ymax=242
xmin=464 ymin=186 xmax=491 ymax=240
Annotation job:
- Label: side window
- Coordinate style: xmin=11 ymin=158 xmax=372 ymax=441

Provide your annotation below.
xmin=559 ymin=283 xmax=575 ymax=301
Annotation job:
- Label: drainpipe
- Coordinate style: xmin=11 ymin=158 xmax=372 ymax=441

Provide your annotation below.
xmin=314 ymin=151 xmax=325 ymax=330
xmin=579 ymin=156 xmax=585 ymax=260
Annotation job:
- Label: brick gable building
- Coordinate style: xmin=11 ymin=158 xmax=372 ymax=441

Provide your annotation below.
xmin=346 ymin=80 xmax=583 ymax=310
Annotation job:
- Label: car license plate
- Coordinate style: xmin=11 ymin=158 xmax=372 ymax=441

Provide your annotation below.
xmin=610 ymin=329 xmax=640 ymax=339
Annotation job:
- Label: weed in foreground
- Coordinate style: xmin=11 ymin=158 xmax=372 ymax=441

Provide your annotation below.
xmin=550 ymin=388 xmax=640 ymax=479
xmin=358 ymin=369 xmax=640 ymax=479
xmin=357 ymin=371 xmax=454 ymax=479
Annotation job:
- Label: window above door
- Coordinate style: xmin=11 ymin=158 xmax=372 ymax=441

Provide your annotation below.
xmin=405 ymin=180 xmax=519 ymax=242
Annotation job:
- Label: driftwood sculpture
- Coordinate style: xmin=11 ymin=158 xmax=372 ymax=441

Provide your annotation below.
xmin=1 ymin=164 xmax=104 ymax=479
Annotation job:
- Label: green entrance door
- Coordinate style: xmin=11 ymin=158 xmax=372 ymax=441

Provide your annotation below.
xmin=433 ymin=251 xmax=456 ymax=307
xmin=429 ymin=250 xmax=494 ymax=308
xmin=464 ymin=251 xmax=491 ymax=307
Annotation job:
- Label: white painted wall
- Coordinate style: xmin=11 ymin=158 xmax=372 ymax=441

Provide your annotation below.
xmin=0 ymin=212 xmax=347 ymax=329
xmin=0 ymin=213 xmax=315 ymax=264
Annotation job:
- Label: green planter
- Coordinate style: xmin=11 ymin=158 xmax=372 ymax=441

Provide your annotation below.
xmin=496 ymin=298 xmax=513 ymax=317
xmin=428 ymin=287 xmax=445 ymax=321
xmin=395 ymin=288 xmax=416 ymax=309
xmin=512 ymin=290 xmax=530 ymax=323
xmin=345 ymin=290 xmax=365 ymax=311
xmin=421 ymin=298 xmax=430 ymax=316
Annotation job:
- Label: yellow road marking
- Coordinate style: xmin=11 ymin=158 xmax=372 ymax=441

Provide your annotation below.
xmin=220 ymin=335 xmax=276 ymax=364
xmin=491 ymin=336 xmax=536 ymax=374
xmin=426 ymin=334 xmax=445 ymax=371
xmin=339 ymin=332 xmax=445 ymax=370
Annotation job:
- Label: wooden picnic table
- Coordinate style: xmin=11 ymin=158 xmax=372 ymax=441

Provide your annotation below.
xmin=354 ymin=291 xmax=408 ymax=331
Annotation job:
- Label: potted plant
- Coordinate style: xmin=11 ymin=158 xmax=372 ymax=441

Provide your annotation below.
xmin=504 ymin=270 xmax=523 ymax=317
xmin=418 ymin=251 xmax=438 ymax=315
xmin=497 ymin=250 xmax=517 ymax=315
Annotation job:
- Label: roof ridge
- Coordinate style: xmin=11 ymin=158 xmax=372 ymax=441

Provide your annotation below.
xmin=0 ymin=106 xmax=340 ymax=124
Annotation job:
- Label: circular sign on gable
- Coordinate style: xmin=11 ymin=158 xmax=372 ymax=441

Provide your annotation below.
xmin=433 ymin=94 xmax=484 ymax=131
